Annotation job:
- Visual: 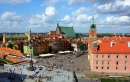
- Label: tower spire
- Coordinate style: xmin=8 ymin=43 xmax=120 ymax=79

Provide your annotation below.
xmin=90 ymin=9 xmax=96 ymax=28
xmin=92 ymin=9 xmax=95 ymax=23
xmin=92 ymin=9 xmax=94 ymax=23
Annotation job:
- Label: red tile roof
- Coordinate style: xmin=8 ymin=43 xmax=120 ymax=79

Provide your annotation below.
xmin=0 ymin=47 xmax=24 ymax=56
xmin=94 ymin=36 xmax=130 ymax=54
xmin=49 ymin=31 xmax=56 ymax=35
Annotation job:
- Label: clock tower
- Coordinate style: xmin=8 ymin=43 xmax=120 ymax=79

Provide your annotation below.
xmin=89 ymin=15 xmax=97 ymax=38
xmin=88 ymin=14 xmax=97 ymax=53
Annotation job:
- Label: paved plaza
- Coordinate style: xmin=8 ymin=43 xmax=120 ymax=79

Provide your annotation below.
xmin=35 ymin=52 xmax=91 ymax=74
xmin=0 ymin=53 xmax=102 ymax=82
xmin=0 ymin=63 xmax=74 ymax=82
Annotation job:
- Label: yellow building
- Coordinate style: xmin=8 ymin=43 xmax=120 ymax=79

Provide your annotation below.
xmin=3 ymin=33 xmax=30 ymax=43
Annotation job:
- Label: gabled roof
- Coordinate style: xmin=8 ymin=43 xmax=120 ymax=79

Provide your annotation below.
xmin=59 ymin=26 xmax=76 ymax=38
xmin=0 ymin=47 xmax=24 ymax=56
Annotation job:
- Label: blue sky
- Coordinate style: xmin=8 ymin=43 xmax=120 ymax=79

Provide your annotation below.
xmin=0 ymin=0 xmax=130 ymax=33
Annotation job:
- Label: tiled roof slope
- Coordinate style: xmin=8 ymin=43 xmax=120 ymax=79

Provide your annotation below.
xmin=96 ymin=36 xmax=130 ymax=54
xmin=59 ymin=26 xmax=76 ymax=38
xmin=0 ymin=47 xmax=24 ymax=56
xmin=4 ymin=34 xmax=27 ymax=38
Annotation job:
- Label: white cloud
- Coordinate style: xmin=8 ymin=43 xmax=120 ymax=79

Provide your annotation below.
xmin=1 ymin=11 xmax=22 ymax=21
xmin=119 ymin=16 xmax=130 ymax=22
xmin=45 ymin=6 xmax=56 ymax=16
xmin=60 ymin=7 xmax=97 ymax=33
xmin=72 ymin=7 xmax=89 ymax=16
xmin=76 ymin=14 xmax=89 ymax=22
xmin=96 ymin=15 xmax=130 ymax=33
xmin=0 ymin=0 xmax=31 ymax=4
xmin=0 ymin=11 xmax=24 ymax=28
xmin=29 ymin=6 xmax=58 ymax=28
xmin=68 ymin=0 xmax=87 ymax=5
xmin=61 ymin=7 xmax=98 ymax=23
xmin=97 ymin=0 xmax=130 ymax=16
xmin=29 ymin=14 xmax=43 ymax=25
xmin=68 ymin=0 xmax=130 ymax=16
xmin=61 ymin=15 xmax=71 ymax=22
xmin=41 ymin=0 xmax=64 ymax=6
xmin=61 ymin=5 xmax=130 ymax=33
xmin=105 ymin=16 xmax=130 ymax=24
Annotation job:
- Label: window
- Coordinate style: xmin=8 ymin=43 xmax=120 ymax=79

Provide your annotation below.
xmin=102 ymin=60 xmax=105 ymax=65
xmin=125 ymin=61 xmax=128 ymax=65
xmin=107 ymin=67 xmax=109 ymax=69
xmin=96 ymin=66 xmax=98 ymax=69
xmin=96 ymin=54 xmax=98 ymax=58
xmin=124 ymin=67 xmax=126 ymax=70
xmin=107 ymin=60 xmax=110 ymax=65
xmin=102 ymin=54 xmax=104 ymax=58
xmin=102 ymin=66 xmax=104 ymax=69
xmin=108 ymin=55 xmax=110 ymax=58
xmin=116 ymin=61 xmax=118 ymax=65
xmin=125 ymin=55 xmax=127 ymax=58
xmin=96 ymin=60 xmax=98 ymax=65
xmin=116 ymin=67 xmax=118 ymax=69
xmin=116 ymin=55 xmax=118 ymax=58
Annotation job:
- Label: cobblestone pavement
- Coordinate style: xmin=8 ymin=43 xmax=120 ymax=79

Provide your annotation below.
xmin=35 ymin=53 xmax=91 ymax=74
xmin=1 ymin=52 xmax=129 ymax=82
xmin=0 ymin=63 xmax=74 ymax=82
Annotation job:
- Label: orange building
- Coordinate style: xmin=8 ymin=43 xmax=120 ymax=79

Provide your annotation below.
xmin=0 ymin=47 xmax=25 ymax=63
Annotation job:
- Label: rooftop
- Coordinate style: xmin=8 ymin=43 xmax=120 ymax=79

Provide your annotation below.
xmin=95 ymin=36 xmax=130 ymax=54
xmin=59 ymin=26 xmax=76 ymax=38
xmin=4 ymin=34 xmax=27 ymax=38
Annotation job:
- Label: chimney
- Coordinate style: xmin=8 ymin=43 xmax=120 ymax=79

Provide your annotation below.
xmin=111 ymin=40 xmax=115 ymax=47
xmin=128 ymin=41 xmax=130 ymax=48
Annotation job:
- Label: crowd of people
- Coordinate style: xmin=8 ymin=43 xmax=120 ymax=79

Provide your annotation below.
xmin=37 ymin=51 xmax=90 ymax=73
xmin=0 ymin=51 xmax=90 ymax=82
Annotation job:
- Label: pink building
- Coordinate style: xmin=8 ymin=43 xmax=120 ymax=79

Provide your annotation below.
xmin=88 ymin=15 xmax=130 ymax=73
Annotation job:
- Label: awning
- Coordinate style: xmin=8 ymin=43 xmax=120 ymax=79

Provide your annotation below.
xmin=39 ymin=54 xmax=55 ymax=57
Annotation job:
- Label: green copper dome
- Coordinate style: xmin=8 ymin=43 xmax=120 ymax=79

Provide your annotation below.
xmin=90 ymin=15 xmax=96 ymax=28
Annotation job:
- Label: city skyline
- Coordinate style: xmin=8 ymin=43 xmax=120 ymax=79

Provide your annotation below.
xmin=0 ymin=0 xmax=130 ymax=33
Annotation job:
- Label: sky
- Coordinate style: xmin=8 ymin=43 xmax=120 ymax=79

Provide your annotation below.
xmin=0 ymin=0 xmax=130 ymax=33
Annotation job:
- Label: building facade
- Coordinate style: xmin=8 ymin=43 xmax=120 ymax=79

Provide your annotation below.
xmin=3 ymin=34 xmax=28 ymax=43
xmin=88 ymin=15 xmax=130 ymax=73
